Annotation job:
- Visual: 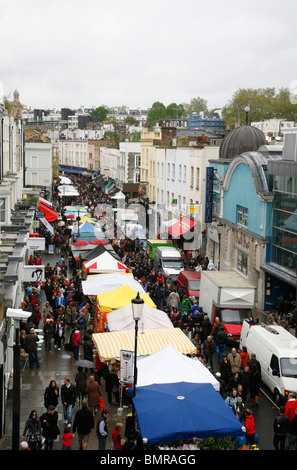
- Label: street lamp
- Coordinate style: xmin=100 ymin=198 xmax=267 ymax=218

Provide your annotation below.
xmin=6 ymin=308 xmax=31 ymax=450
xmin=217 ymin=220 xmax=224 ymax=271
xmin=244 ymin=106 xmax=250 ymax=126
xmin=131 ymin=292 xmax=144 ymax=429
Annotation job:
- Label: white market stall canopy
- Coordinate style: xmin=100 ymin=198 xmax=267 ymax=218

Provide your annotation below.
xmin=136 ymin=344 xmax=219 ymax=392
xmin=84 ymin=251 xmax=129 ymax=273
xmin=111 ymin=191 xmax=125 ymax=200
xmin=58 ymin=185 xmax=80 ymax=197
xmin=82 ymin=273 xmax=146 ymax=296
xmin=59 ymin=175 xmax=72 ymax=185
xmin=92 ymin=328 xmax=195 ymax=362
xmin=106 ymin=304 xmax=173 ymax=331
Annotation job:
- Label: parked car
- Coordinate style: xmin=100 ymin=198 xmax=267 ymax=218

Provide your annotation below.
xmin=177 ymin=270 xmax=201 ymax=300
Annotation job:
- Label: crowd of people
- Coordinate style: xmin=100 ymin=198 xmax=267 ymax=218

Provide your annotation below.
xmin=17 ymin=172 xmax=297 ymax=451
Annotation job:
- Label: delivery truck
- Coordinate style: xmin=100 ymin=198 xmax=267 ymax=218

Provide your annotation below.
xmin=154 ymin=246 xmax=184 ymax=282
xmin=240 ymin=320 xmax=297 ymax=405
xmin=199 ymin=270 xmax=256 ymax=344
xmin=146 ymin=239 xmax=174 ymax=260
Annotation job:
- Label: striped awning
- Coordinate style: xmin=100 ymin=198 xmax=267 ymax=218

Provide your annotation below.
xmin=92 ymin=328 xmax=196 ymax=361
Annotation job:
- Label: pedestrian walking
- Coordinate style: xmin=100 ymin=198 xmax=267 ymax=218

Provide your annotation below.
xmin=43 ymin=318 xmax=54 ymax=351
xmin=96 ymin=409 xmax=109 ymax=450
xmin=227 ymin=348 xmax=241 ymax=375
xmin=75 ymin=366 xmax=88 ymax=406
xmin=215 ymin=325 xmax=227 ymax=363
xmin=24 ymin=327 xmax=40 ymax=369
xmin=202 ymin=335 xmax=216 ymax=370
xmin=232 ymin=396 xmax=245 ymax=423
xmin=61 ymin=377 xmax=76 ymax=425
xmin=40 ymin=406 xmax=60 ymax=450
xmin=112 ymin=422 xmax=124 ymax=450
xmin=72 ymin=325 xmax=81 ymax=361
xmin=62 ymin=424 xmax=75 ymax=450
xmin=238 ymin=365 xmax=250 ymax=404
xmin=244 ymin=409 xmax=256 ymax=448
xmin=85 ymin=375 xmax=102 ymax=416
xmin=21 ymin=409 xmax=42 ymax=451
xmin=44 ymin=379 xmax=59 ymax=410
xmin=54 ymin=317 xmax=64 ymax=350
xmin=72 ymin=398 xmax=95 ymax=450
xmin=249 ymin=361 xmax=261 ymax=407
xmin=273 ymin=406 xmax=290 ymax=450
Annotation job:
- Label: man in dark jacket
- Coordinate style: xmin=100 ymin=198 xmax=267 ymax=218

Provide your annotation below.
xmin=96 ymin=409 xmax=109 ymax=450
xmin=24 ymin=327 xmax=40 ymax=369
xmin=61 ymin=377 xmax=76 ymax=425
xmin=273 ymin=406 xmax=290 ymax=450
xmin=216 ymin=325 xmax=228 ymax=363
xmin=73 ymin=398 xmax=94 ymax=450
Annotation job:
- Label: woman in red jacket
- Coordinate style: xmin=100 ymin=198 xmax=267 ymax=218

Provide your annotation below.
xmin=112 ymin=422 xmax=123 ymax=450
xmin=244 ymin=409 xmax=256 ymax=447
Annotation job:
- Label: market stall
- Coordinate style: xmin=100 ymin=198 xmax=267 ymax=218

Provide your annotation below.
xmin=92 ymin=327 xmax=195 ymax=361
xmin=132 ymin=382 xmax=245 ymax=445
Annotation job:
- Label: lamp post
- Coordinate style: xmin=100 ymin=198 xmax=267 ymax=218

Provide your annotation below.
xmin=6 ymin=308 xmax=31 ymax=450
xmin=244 ymin=106 xmax=250 ymax=126
xmin=217 ymin=220 xmax=224 ymax=271
xmin=131 ymin=292 xmax=144 ymax=428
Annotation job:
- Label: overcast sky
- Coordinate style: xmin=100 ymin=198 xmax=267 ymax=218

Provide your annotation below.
xmin=1 ymin=0 xmax=297 ymax=111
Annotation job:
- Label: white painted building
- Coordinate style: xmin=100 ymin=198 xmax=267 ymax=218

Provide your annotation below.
xmin=0 ymin=106 xmax=24 ymax=223
xmin=25 ymin=142 xmax=52 ymax=191
xmin=251 ymin=118 xmax=297 ymax=140
xmin=119 ymin=141 xmax=141 ymax=184
xmin=99 ymin=147 xmax=119 ymax=180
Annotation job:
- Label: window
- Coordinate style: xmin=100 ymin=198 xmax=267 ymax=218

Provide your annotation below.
xmin=237 ymin=250 xmax=248 ymax=275
xmin=196 ymin=168 xmax=200 ymax=189
xmin=183 ymin=165 xmax=187 ymax=181
xmin=190 ymin=166 xmax=194 ymax=187
xmin=237 ymin=205 xmax=248 ymax=226
xmin=172 ymin=164 xmax=175 ymax=180
xmin=0 ymin=198 xmax=6 ymax=223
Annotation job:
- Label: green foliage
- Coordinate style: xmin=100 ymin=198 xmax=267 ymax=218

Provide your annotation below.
xmin=199 ymin=437 xmax=234 ymax=450
xmin=90 ymin=106 xmax=109 ymax=121
xmin=103 ymin=130 xmax=120 ymax=148
xmin=166 ymin=103 xmax=185 ymax=119
xmin=183 ymin=96 xmax=209 ymax=114
xmin=222 ymin=87 xmax=297 ymax=128
xmin=146 ymin=101 xmax=167 ymax=128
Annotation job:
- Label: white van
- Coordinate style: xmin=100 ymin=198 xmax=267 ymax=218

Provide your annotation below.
xmin=240 ymin=320 xmax=297 ymax=405
xmin=154 ymin=246 xmax=183 ymax=282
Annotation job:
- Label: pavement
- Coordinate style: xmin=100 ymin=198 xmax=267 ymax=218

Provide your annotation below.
xmin=0 ymin=251 xmax=132 ymax=451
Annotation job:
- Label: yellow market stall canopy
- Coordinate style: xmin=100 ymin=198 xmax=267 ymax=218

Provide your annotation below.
xmin=97 ymin=285 xmax=156 ymax=313
xmin=92 ymin=328 xmax=196 ymax=361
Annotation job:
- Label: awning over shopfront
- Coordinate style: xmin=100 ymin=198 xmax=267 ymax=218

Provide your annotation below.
xmin=38 ymin=201 xmax=59 ymax=223
xmin=92 ymin=327 xmax=196 ymax=361
xmin=59 ymin=166 xmax=86 ymax=174
xmin=260 ymin=262 xmax=297 ymax=288
xmin=167 ymin=216 xmax=197 ymax=238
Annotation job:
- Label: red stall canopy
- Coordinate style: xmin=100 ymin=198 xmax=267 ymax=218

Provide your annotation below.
xmin=39 ymin=201 xmax=59 ymax=223
xmin=167 ymin=217 xmax=197 ymax=238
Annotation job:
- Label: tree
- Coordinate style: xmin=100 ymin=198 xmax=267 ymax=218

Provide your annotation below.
xmin=222 ymin=87 xmax=297 ymax=128
xmin=183 ymin=97 xmax=208 ymax=114
xmin=90 ymin=106 xmax=109 ymax=121
xmin=166 ymin=103 xmax=185 ymax=119
xmin=146 ymin=101 xmax=167 ymax=128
